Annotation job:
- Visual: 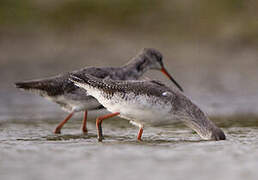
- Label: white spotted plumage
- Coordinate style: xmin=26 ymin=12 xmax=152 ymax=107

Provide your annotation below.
xmin=70 ymin=74 xmax=226 ymax=141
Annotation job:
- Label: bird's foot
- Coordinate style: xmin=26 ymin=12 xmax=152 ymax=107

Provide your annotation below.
xmin=54 ymin=128 xmax=61 ymax=134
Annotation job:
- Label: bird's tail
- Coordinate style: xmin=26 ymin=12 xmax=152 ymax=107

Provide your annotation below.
xmin=15 ymin=80 xmax=43 ymax=91
xmin=14 ymin=79 xmax=55 ymax=96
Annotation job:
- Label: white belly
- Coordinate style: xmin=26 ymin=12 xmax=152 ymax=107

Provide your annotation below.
xmin=101 ymin=93 xmax=173 ymax=125
xmin=74 ymin=82 xmax=178 ymax=126
xmin=48 ymin=95 xmax=101 ymax=112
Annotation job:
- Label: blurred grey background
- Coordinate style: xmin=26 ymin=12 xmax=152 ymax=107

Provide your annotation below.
xmin=1 ymin=0 xmax=258 ymax=117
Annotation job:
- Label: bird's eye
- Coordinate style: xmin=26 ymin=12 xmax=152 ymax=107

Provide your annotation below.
xmin=156 ymin=55 xmax=162 ymax=63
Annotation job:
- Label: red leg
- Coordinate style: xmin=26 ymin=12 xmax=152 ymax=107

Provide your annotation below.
xmin=96 ymin=112 xmax=120 ymax=142
xmin=137 ymin=127 xmax=143 ymax=141
xmin=54 ymin=112 xmax=74 ymax=134
xmin=81 ymin=110 xmax=88 ymax=134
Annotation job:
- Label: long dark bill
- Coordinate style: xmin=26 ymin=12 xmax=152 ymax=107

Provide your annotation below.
xmin=161 ymin=67 xmax=184 ymax=92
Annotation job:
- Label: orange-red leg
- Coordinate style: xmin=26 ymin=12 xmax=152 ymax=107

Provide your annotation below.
xmin=81 ymin=110 xmax=88 ymax=134
xmin=54 ymin=112 xmax=74 ymax=134
xmin=137 ymin=127 xmax=143 ymax=141
xmin=96 ymin=112 xmax=120 ymax=142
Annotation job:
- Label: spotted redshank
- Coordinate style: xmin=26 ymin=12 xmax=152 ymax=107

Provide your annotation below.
xmin=15 ymin=48 xmax=183 ymax=134
xmin=69 ymin=74 xmax=226 ymax=141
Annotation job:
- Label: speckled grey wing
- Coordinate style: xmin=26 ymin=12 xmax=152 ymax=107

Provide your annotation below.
xmin=14 ymin=67 xmax=114 ymax=97
xmin=15 ymin=67 xmax=117 ymax=112
xmin=15 ymin=73 xmax=75 ymax=97
xmin=72 ymin=72 xmax=175 ymax=98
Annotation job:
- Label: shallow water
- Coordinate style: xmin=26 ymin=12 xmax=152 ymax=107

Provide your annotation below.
xmin=1 ymin=109 xmax=258 ymax=180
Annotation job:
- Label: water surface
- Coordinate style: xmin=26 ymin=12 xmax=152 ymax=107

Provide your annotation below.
xmin=1 ymin=111 xmax=258 ymax=180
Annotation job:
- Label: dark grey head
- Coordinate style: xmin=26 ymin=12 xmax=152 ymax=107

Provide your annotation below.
xmin=211 ymin=127 xmax=226 ymax=141
xmin=176 ymin=93 xmax=226 ymax=141
xmin=137 ymin=48 xmax=183 ymax=92
xmin=140 ymin=48 xmax=164 ymax=70
xmin=181 ymin=106 xmax=226 ymax=141
xmin=183 ymin=115 xmax=226 ymax=141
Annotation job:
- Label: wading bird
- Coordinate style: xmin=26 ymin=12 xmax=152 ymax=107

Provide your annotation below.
xmin=70 ymin=74 xmax=225 ymax=141
xmin=15 ymin=48 xmax=183 ymax=134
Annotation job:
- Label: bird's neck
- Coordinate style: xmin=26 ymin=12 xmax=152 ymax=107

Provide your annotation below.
xmin=120 ymin=55 xmax=150 ymax=80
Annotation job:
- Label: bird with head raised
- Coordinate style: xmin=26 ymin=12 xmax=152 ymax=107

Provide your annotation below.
xmin=119 ymin=48 xmax=183 ymax=92
xmin=15 ymin=48 xmax=183 ymax=134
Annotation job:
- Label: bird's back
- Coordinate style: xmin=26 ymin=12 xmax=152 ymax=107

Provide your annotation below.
xmin=15 ymin=67 xmax=115 ymax=96
xmin=70 ymin=74 xmax=226 ymax=140
xmin=15 ymin=67 xmax=118 ymax=112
